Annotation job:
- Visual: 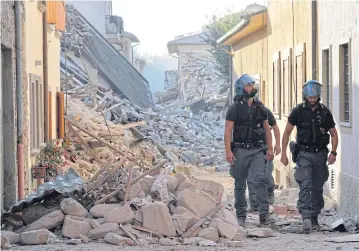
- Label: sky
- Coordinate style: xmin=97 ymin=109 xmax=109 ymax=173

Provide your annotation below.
xmin=112 ymin=0 xmax=261 ymax=56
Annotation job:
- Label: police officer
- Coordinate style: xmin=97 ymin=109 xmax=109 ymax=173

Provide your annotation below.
xmin=280 ymin=80 xmax=338 ymax=234
xmin=224 ymin=74 xmax=275 ymax=227
xmin=247 ymin=103 xmax=281 ymax=212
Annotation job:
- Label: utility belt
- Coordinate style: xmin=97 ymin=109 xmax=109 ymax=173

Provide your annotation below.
xmin=231 ymin=141 xmax=264 ymax=151
xmin=290 ymin=141 xmax=328 ymax=163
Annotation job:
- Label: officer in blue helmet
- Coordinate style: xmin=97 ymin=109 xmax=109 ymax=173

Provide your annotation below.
xmin=281 ymin=80 xmax=338 ymax=234
xmin=247 ymin=88 xmax=281 ymax=211
xmin=225 ymin=74 xmax=276 ymax=227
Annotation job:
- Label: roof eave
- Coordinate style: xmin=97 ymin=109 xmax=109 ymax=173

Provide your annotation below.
xmin=216 ymin=18 xmax=250 ymax=45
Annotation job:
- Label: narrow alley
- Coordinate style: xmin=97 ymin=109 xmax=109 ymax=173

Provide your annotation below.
xmin=1 ymin=0 xmax=359 ymax=250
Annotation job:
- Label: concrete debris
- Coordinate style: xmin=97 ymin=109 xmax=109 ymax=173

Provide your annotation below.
xmin=60 ymin=198 xmax=88 ymax=217
xmin=79 ymin=234 xmax=90 ymax=243
xmin=142 ymin=201 xmax=177 ymax=237
xmin=104 ymin=232 xmax=134 ymax=246
xmin=103 ymin=204 xmax=135 ymax=224
xmin=62 ymin=215 xmax=92 ymax=238
xmin=19 ymin=229 xmax=57 ymax=245
xmin=209 ymin=218 xmax=238 ymax=240
xmin=176 ymin=189 xmax=217 ymax=218
xmin=198 ymin=227 xmax=219 ymax=242
xmin=1 ymin=230 xmax=19 ymax=244
xmin=88 ymin=222 xmax=120 ymax=239
xmin=227 ymin=240 xmax=242 ymax=247
xmin=90 ymin=204 xmax=123 ymax=218
xmin=24 ymin=210 xmax=65 ymax=232
xmin=1 ymin=236 xmax=11 ymax=249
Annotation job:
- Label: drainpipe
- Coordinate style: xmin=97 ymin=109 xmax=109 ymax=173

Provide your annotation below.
xmin=312 ymin=0 xmax=317 ymax=80
xmin=228 ymin=48 xmax=233 ymax=105
xmin=43 ymin=1 xmax=49 ymax=141
xmin=131 ymin=42 xmax=140 ymax=65
xmin=15 ymin=1 xmax=24 ymax=200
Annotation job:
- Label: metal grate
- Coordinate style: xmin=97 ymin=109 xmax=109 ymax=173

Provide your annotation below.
xmin=343 ymin=43 xmax=350 ymax=123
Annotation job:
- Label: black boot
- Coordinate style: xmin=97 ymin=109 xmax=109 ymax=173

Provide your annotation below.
xmin=311 ymin=216 xmax=320 ymax=229
xmin=302 ymin=219 xmax=312 ymax=234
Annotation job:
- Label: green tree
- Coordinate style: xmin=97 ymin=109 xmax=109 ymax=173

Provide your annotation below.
xmin=201 ymin=10 xmax=243 ymax=83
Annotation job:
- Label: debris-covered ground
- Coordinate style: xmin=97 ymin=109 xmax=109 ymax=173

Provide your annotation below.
xmin=1 ymin=92 xmax=359 ymax=251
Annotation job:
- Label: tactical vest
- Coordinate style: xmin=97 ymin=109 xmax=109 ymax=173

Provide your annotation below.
xmin=296 ymin=103 xmax=330 ymax=146
xmin=233 ymin=100 xmax=266 ymax=143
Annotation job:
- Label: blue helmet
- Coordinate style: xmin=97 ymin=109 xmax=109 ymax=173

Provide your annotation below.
xmin=302 ymin=80 xmax=322 ymax=100
xmin=235 ymin=74 xmax=256 ymax=97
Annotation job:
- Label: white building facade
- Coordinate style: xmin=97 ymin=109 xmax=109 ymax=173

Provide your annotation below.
xmin=318 ymin=0 xmax=359 ymax=219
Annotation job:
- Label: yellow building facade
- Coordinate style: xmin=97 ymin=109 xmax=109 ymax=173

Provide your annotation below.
xmin=24 ymin=0 xmax=65 ymax=193
xmin=218 ymin=1 xmax=317 ymax=189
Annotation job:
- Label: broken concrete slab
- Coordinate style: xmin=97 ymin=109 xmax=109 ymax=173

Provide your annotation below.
xmin=62 ymin=215 xmax=92 ymax=238
xmin=90 ymin=204 xmax=122 ymax=218
xmin=1 ymin=230 xmax=19 ymax=243
xmin=25 ymin=210 xmax=65 ymax=232
xmin=198 ymin=227 xmax=219 ymax=242
xmin=209 ymin=218 xmax=238 ymax=240
xmin=90 ymin=219 xmax=100 ymax=229
xmin=142 ymin=201 xmax=176 ymax=237
xmin=104 ymin=232 xmax=133 ymax=246
xmin=247 ymin=228 xmax=274 ymax=238
xmin=88 ymin=222 xmax=120 ymax=239
xmin=176 ymin=189 xmax=216 ymax=218
xmin=172 ymin=206 xmax=200 ymax=233
xmin=103 ymin=204 xmax=135 ymax=224
xmin=139 ymin=176 xmax=156 ymax=194
xmin=19 ymin=229 xmax=57 ymax=245
xmin=324 ymin=234 xmax=359 ymax=243
xmin=61 ymin=198 xmax=88 ymax=217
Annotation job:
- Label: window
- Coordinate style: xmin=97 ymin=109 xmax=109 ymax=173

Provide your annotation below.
xmin=322 ymin=48 xmax=332 ymax=108
xmin=339 ymin=42 xmax=351 ymax=125
xmin=30 ymin=74 xmax=45 ymax=153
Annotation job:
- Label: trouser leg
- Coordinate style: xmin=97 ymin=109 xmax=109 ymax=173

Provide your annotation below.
xmin=230 ymin=149 xmax=249 ymax=219
xmin=266 ymin=160 xmax=275 ymax=198
xmin=248 ymin=149 xmax=269 ymax=219
xmin=311 ymin=151 xmax=329 ymax=217
xmin=294 ymin=152 xmax=313 ymax=219
xmin=247 ymin=177 xmax=258 ymax=210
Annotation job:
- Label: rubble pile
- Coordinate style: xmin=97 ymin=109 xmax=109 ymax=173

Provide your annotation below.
xmin=1 ymin=166 xmax=266 ymax=249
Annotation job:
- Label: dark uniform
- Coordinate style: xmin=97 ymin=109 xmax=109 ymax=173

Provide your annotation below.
xmin=226 ymin=96 xmax=271 ymax=223
xmin=288 ymin=102 xmax=335 ymax=221
xmin=247 ymin=107 xmax=276 ymax=209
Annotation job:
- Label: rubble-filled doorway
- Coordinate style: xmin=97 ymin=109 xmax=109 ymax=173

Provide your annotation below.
xmin=1 ymin=47 xmax=17 ymax=210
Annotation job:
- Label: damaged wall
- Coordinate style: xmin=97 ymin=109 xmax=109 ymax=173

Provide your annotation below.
xmin=1 ymin=0 xmax=26 ymax=210
xmin=164 ymin=70 xmax=179 ymax=90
